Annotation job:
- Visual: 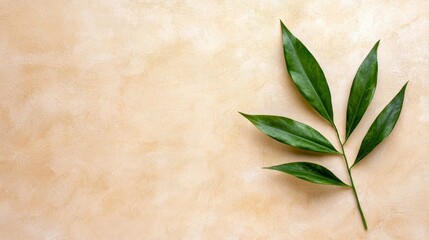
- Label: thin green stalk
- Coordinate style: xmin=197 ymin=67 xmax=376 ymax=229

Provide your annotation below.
xmin=333 ymin=124 xmax=368 ymax=230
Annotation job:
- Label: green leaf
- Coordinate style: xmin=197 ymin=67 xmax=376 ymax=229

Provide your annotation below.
xmin=281 ymin=20 xmax=334 ymax=125
xmin=346 ymin=41 xmax=380 ymax=141
xmin=265 ymin=162 xmax=349 ymax=187
xmin=239 ymin=113 xmax=340 ymax=154
xmin=352 ymin=82 xmax=408 ymax=167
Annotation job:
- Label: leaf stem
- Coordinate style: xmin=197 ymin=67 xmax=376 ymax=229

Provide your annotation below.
xmin=333 ymin=124 xmax=368 ymax=230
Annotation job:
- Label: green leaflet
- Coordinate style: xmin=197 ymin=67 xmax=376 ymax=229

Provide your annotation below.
xmin=346 ymin=41 xmax=380 ymax=141
xmin=281 ymin=20 xmax=334 ymax=125
xmin=240 ymin=113 xmax=340 ymax=154
xmin=265 ymin=162 xmax=349 ymax=187
xmin=352 ymin=83 xmax=408 ymax=167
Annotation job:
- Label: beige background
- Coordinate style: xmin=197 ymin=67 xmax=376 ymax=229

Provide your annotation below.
xmin=1 ymin=0 xmax=429 ymax=239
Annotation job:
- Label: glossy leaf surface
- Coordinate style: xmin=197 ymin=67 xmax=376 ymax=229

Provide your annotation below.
xmin=346 ymin=41 xmax=380 ymax=141
xmin=240 ymin=113 xmax=339 ymax=154
xmin=281 ymin=20 xmax=334 ymax=125
xmin=265 ymin=162 xmax=349 ymax=187
xmin=352 ymin=83 xmax=408 ymax=167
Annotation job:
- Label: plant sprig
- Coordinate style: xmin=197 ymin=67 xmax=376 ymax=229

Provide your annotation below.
xmin=240 ymin=20 xmax=408 ymax=230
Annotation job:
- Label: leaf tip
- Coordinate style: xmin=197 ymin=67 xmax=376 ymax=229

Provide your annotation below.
xmin=238 ymin=111 xmax=250 ymax=118
xmin=264 ymin=165 xmax=282 ymax=172
xmin=375 ymin=39 xmax=381 ymax=48
xmin=371 ymin=40 xmax=381 ymax=53
xmin=263 ymin=166 xmax=274 ymax=170
xmin=399 ymin=81 xmax=409 ymax=94
xmin=279 ymin=20 xmax=290 ymax=34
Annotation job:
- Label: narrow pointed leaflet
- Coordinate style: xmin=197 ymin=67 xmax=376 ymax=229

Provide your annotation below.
xmin=240 ymin=113 xmax=340 ymax=154
xmin=346 ymin=41 xmax=380 ymax=141
xmin=352 ymin=82 xmax=408 ymax=167
xmin=281 ymin=20 xmax=334 ymax=125
xmin=265 ymin=162 xmax=349 ymax=187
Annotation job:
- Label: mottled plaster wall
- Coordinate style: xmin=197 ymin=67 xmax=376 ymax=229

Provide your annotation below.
xmin=0 ymin=0 xmax=428 ymax=239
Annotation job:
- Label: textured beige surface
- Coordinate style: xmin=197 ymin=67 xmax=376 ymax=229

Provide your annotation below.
xmin=1 ymin=1 xmax=429 ymax=239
